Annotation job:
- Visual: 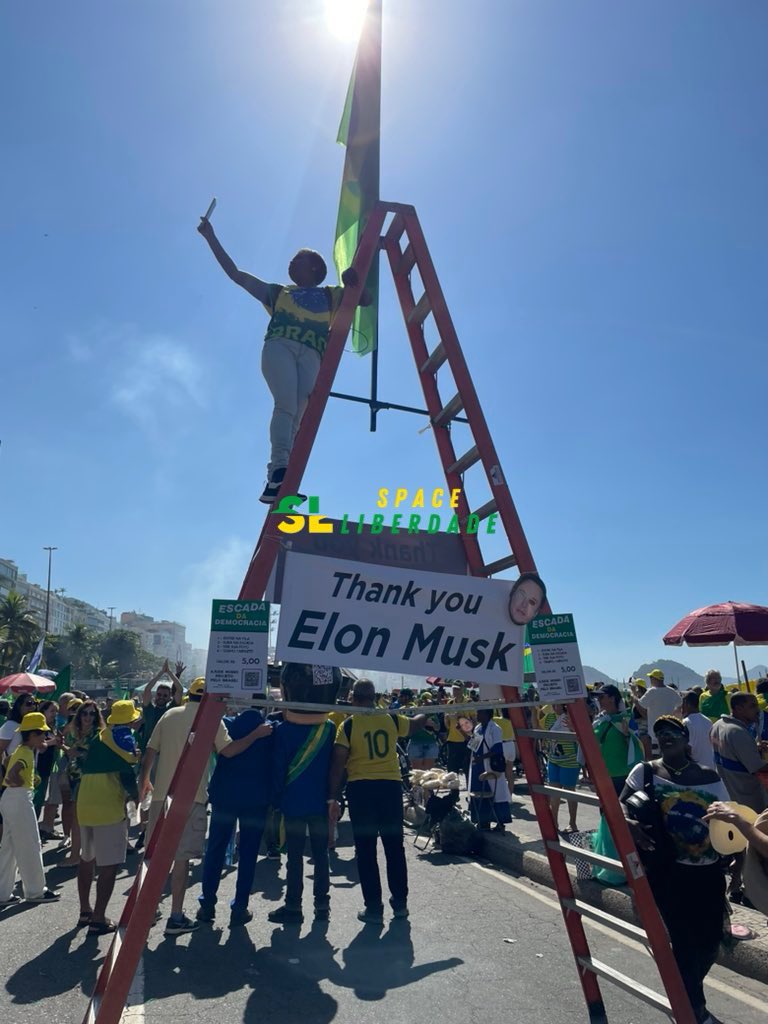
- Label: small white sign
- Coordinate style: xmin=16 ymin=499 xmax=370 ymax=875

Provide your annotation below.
xmin=276 ymin=553 xmax=525 ymax=685
xmin=205 ymin=599 xmax=269 ymax=696
xmin=528 ymin=613 xmax=586 ymax=702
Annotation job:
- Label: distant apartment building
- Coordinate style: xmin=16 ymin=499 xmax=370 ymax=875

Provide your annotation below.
xmin=1 ymin=557 xmax=108 ymax=636
xmin=120 ymin=611 xmax=193 ymax=665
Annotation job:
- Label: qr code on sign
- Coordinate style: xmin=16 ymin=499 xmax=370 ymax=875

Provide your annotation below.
xmin=242 ymin=670 xmax=262 ymax=690
xmin=565 ymin=676 xmax=581 ymax=694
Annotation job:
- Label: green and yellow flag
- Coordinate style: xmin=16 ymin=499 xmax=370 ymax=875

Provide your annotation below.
xmin=333 ymin=0 xmax=381 ymax=355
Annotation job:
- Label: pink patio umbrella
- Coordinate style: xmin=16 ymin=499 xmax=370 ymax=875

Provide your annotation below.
xmin=663 ymin=601 xmax=768 ymax=684
xmin=0 ymin=672 xmax=57 ymax=695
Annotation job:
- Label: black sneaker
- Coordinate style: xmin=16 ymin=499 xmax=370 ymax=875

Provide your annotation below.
xmin=0 ymin=894 xmax=21 ymax=908
xmin=267 ymin=905 xmax=303 ymax=924
xmin=229 ymin=907 xmax=253 ymax=927
xmin=260 ymin=467 xmax=287 ymax=505
xmin=266 ymin=847 xmax=281 ymax=862
xmin=196 ymin=903 xmax=215 ymax=923
xmin=26 ymin=888 xmax=60 ymax=904
xmin=164 ymin=914 xmax=200 ymax=936
xmin=357 ymin=906 xmax=384 ymax=925
xmin=390 ymin=902 xmax=409 ymax=919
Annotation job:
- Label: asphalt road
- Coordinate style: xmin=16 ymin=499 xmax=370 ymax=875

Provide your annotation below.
xmin=1 ymin=825 xmax=766 ymax=1024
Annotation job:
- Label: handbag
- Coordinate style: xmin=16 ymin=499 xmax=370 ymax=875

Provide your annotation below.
xmin=623 ymin=762 xmax=676 ymax=874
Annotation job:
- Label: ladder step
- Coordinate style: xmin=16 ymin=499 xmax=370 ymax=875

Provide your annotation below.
xmin=517 ymin=728 xmax=577 ymax=741
xmin=420 ymin=341 xmax=447 ymax=374
xmin=448 ymin=445 xmax=480 ymax=475
xmin=432 ymin=392 xmax=464 ymax=428
xmin=383 ymin=212 xmax=405 ymax=246
xmin=408 ymin=291 xmax=432 ymax=326
xmin=472 ymin=497 xmax=497 ymax=522
xmin=482 ymin=553 xmax=518 ymax=575
xmin=547 ymin=839 xmax=623 ymax=871
xmin=576 ymin=957 xmax=672 ymax=1015
xmin=562 ymin=898 xmax=648 ymax=943
xmin=398 ymin=242 xmax=416 ymax=276
xmin=532 ymin=784 xmax=602 ymax=807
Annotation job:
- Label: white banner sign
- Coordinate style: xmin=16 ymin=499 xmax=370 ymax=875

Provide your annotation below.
xmin=276 ymin=553 xmax=524 ymax=685
xmin=528 ymin=613 xmax=586 ymax=701
xmin=205 ymin=599 xmax=269 ymax=696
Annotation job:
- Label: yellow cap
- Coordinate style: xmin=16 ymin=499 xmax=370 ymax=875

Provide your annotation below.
xmin=648 ymin=669 xmax=665 ymax=681
xmin=17 ymin=712 xmax=50 ymax=732
xmin=188 ymin=677 xmax=206 ymax=696
xmin=107 ymin=700 xmax=141 ymax=726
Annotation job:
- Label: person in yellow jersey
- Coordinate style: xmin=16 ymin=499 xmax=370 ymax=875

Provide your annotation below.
xmin=443 ymin=684 xmax=475 ymax=784
xmin=197 ymin=216 xmax=372 ymax=504
xmin=495 ymin=707 xmax=517 ymax=795
xmin=328 ymin=679 xmax=427 ymax=924
xmin=0 ymin=712 xmax=60 ymax=906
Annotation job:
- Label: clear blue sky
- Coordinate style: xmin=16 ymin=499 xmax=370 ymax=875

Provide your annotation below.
xmin=2 ymin=0 xmax=766 ymax=679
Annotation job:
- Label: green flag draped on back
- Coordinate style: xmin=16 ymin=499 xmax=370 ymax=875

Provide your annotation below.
xmin=53 ymin=665 xmax=72 ymax=700
xmin=333 ymin=0 xmax=381 ymax=356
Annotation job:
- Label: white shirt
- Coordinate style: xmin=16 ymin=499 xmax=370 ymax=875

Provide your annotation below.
xmin=684 ymin=712 xmax=715 ymax=769
xmin=0 ymin=719 xmax=21 ymax=759
xmin=639 ymin=685 xmax=682 ymax=736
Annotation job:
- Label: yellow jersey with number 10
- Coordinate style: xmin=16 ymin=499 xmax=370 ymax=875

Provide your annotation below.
xmin=336 ymin=713 xmax=410 ymax=782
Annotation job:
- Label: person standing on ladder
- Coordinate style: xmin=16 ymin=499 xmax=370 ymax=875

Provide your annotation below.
xmin=197 ymin=216 xmax=371 ymax=504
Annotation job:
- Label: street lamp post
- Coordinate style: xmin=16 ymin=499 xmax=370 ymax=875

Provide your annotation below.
xmin=43 ymin=546 xmax=58 ymax=635
xmin=107 ymin=607 xmax=115 ymax=632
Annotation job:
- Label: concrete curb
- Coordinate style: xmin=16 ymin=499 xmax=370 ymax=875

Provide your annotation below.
xmin=478 ymin=832 xmax=768 ymax=986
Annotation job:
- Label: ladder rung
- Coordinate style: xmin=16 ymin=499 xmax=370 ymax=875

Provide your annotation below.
xmin=420 ymin=341 xmax=447 ymax=374
xmin=562 ymin=898 xmax=648 ymax=943
xmin=517 ymin=728 xmax=577 ymax=741
xmin=432 ymin=392 xmax=464 ymax=427
xmin=408 ymin=291 xmax=432 ymax=326
xmin=448 ymin=445 xmax=480 ymax=475
xmin=384 ymin=212 xmax=405 ymax=246
xmin=576 ymin=957 xmax=672 ymax=1015
xmin=398 ymin=242 xmax=416 ymax=276
xmin=482 ymin=553 xmax=518 ymax=575
xmin=532 ymin=784 xmax=602 ymax=807
xmin=547 ymin=839 xmax=623 ymax=872
xmin=471 ymin=498 xmax=497 ymax=521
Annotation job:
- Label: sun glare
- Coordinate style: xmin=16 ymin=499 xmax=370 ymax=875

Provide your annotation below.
xmin=325 ymin=0 xmax=367 ymax=41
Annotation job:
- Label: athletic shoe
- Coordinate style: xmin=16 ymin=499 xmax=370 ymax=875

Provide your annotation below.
xmin=390 ymin=903 xmax=409 ymax=919
xmin=266 ymin=847 xmax=281 ymax=862
xmin=196 ymin=903 xmax=215 ymax=923
xmin=260 ymin=468 xmax=286 ymax=505
xmin=39 ymin=829 xmax=64 ymax=842
xmin=0 ymin=894 xmax=21 ymax=908
xmin=26 ymin=888 xmax=61 ymax=903
xmin=267 ymin=905 xmax=303 ymax=924
xmin=357 ymin=907 xmax=384 ymax=925
xmin=229 ymin=907 xmax=253 ymax=927
xmin=164 ymin=914 xmax=200 ymax=936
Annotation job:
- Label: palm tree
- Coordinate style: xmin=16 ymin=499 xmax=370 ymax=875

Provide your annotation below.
xmin=67 ymin=623 xmax=95 ymax=675
xmin=0 ymin=592 xmax=41 ymax=674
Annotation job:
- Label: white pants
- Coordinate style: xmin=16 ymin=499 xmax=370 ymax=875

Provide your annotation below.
xmin=0 ymin=787 xmax=46 ymax=900
xmin=261 ymin=337 xmax=322 ymax=478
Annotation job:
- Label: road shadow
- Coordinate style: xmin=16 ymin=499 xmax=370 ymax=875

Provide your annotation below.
xmin=5 ymin=926 xmax=102 ymax=1002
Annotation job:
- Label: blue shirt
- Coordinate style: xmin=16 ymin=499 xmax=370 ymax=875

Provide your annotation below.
xmin=271 ymin=719 xmax=335 ymax=818
xmin=207 ymin=710 xmax=272 ymax=812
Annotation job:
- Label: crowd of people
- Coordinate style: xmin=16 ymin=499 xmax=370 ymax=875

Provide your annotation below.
xmin=1 ymin=662 xmax=767 ymax=1023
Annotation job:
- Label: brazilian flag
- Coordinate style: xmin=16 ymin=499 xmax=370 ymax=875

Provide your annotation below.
xmin=333 ymin=0 xmax=381 ymax=355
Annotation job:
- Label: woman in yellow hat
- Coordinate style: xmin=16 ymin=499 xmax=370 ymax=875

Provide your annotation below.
xmin=0 ymin=712 xmax=61 ymax=905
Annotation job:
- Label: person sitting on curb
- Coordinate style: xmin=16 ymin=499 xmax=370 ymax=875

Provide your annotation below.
xmin=0 ymin=711 xmax=60 ymax=906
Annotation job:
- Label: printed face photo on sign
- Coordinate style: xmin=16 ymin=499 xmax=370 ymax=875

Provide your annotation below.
xmin=508 ymin=574 xmax=547 ymax=626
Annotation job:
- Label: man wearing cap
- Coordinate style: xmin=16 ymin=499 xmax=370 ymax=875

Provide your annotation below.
xmin=593 ymin=685 xmax=643 ymax=795
xmin=634 ymin=669 xmax=681 ymax=755
xmin=0 ymin=712 xmax=60 ymax=905
xmin=699 ymin=669 xmax=729 ymax=723
xmin=75 ymin=700 xmax=141 ymax=934
xmin=139 ymin=677 xmax=272 ymax=935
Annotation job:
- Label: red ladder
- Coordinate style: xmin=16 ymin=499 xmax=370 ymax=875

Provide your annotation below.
xmin=84 ymin=200 xmax=695 ymax=1024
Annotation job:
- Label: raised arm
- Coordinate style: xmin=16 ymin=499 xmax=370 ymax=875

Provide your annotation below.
xmin=141 ymin=665 xmax=164 ymax=708
xmin=197 ymin=219 xmax=271 ymax=304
